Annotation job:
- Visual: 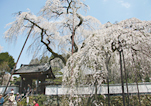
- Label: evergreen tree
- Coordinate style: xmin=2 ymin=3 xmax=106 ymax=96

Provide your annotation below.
xmin=0 ymin=52 xmax=15 ymax=73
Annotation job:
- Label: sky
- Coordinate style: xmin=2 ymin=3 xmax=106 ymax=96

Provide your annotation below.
xmin=0 ymin=0 xmax=151 ymax=69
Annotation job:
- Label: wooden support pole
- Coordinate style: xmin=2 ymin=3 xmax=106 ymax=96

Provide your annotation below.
xmin=2 ymin=25 xmax=34 ymax=96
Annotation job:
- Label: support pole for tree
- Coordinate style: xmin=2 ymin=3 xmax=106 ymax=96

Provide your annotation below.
xmin=122 ymin=51 xmax=130 ymax=106
xmin=119 ymin=50 xmax=125 ymax=106
xmin=3 ymin=25 xmax=34 ymax=96
xmin=135 ymin=72 xmax=141 ymax=106
xmin=106 ymin=54 xmax=111 ymax=106
xmin=107 ymin=75 xmax=110 ymax=106
xmin=132 ymin=53 xmax=141 ymax=106
xmin=111 ymin=39 xmax=125 ymax=106
xmin=118 ymin=41 xmax=125 ymax=106
xmin=94 ymin=79 xmax=98 ymax=101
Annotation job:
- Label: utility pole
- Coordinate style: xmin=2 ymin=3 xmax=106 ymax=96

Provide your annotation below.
xmin=106 ymin=53 xmax=111 ymax=106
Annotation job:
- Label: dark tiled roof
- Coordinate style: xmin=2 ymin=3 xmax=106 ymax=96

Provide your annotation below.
xmin=14 ymin=63 xmax=51 ymax=74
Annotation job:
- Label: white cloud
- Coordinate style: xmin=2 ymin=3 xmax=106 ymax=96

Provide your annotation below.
xmin=0 ymin=45 xmax=3 ymax=52
xmin=118 ymin=0 xmax=131 ymax=8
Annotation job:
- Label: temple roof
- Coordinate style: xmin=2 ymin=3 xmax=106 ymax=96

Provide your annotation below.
xmin=14 ymin=63 xmax=51 ymax=74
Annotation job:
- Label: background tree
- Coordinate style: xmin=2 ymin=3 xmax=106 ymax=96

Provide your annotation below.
xmin=10 ymin=76 xmax=21 ymax=86
xmin=0 ymin=52 xmax=15 ymax=85
xmin=0 ymin=52 xmax=15 ymax=72
xmin=29 ymin=58 xmax=40 ymax=64
xmin=29 ymin=55 xmax=63 ymax=85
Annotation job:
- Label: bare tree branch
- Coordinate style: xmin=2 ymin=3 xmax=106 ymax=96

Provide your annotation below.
xmin=24 ymin=18 xmax=67 ymax=65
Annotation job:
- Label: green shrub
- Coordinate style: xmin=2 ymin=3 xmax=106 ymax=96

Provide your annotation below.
xmin=17 ymin=94 xmax=151 ymax=106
